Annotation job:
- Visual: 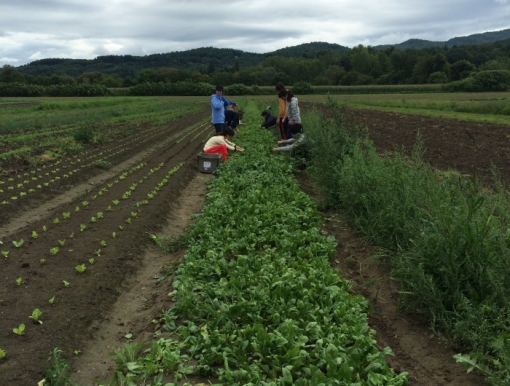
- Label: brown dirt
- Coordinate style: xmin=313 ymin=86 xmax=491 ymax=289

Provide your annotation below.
xmin=1 ymin=105 xmax=505 ymax=386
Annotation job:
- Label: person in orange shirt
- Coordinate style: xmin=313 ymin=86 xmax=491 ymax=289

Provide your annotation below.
xmin=275 ymin=82 xmax=288 ymax=139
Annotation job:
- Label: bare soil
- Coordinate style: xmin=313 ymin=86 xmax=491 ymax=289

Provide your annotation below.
xmin=1 ymin=105 xmax=505 ymax=385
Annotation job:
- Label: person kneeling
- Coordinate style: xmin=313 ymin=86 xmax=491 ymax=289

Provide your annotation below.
xmin=203 ymin=126 xmax=244 ymax=162
xmin=272 ymin=123 xmax=304 ymax=152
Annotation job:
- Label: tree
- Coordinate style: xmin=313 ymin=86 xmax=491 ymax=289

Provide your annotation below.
xmin=0 ymin=65 xmax=26 ymax=83
xmin=449 ymin=60 xmax=476 ymax=81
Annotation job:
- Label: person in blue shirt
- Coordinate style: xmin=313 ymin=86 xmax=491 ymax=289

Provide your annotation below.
xmin=210 ymin=85 xmax=236 ymax=134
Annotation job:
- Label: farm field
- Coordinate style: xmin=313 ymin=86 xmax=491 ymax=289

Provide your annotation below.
xmin=1 ymin=94 xmax=509 ymax=385
xmin=0 ymin=97 xmax=213 ymax=385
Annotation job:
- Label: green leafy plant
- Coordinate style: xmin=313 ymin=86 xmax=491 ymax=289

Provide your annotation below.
xmin=29 ymin=308 xmax=43 ymax=324
xmin=0 ymin=348 xmax=6 ymax=359
xmin=75 ymin=264 xmax=86 ymax=273
xmin=39 ymin=258 xmax=46 ymax=265
xmin=53 ymin=218 xmax=60 ymax=224
xmin=112 ymin=199 xmax=120 ymax=205
xmin=96 ymin=212 xmax=103 ymax=219
xmin=90 ymin=216 xmax=97 ymax=223
xmin=62 ymin=212 xmax=71 ymax=219
xmin=131 ymin=211 xmax=138 ymax=218
xmin=63 ymin=280 xmax=70 ymax=287
xmin=58 ymin=239 xmax=65 ymax=247
xmin=44 ymin=348 xmax=73 ymax=386
xmin=12 ymin=239 xmax=24 ymax=248
xmin=31 ymin=230 xmax=38 ymax=239
xmin=42 ymin=225 xmax=47 ymax=232
xmin=100 ymin=240 xmax=106 ymax=247
xmin=82 ymin=201 xmax=89 ymax=207
xmin=112 ymin=231 xmax=117 ymax=239
xmin=75 ymin=206 xmax=80 ymax=212
xmin=16 ymin=277 xmax=22 ymax=286
xmin=94 ymin=249 xmax=101 ymax=257
xmin=49 ymin=296 xmax=55 ymax=306
xmin=80 ymin=223 xmax=87 ymax=232
xmin=88 ymin=258 xmax=95 ymax=265
xmin=1 ymin=251 xmax=8 ymax=258
xmin=12 ymin=324 xmax=25 ymax=336
xmin=50 ymin=246 xmax=59 ymax=255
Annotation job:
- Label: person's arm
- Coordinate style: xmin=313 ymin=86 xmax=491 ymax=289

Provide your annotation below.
xmin=211 ymin=95 xmax=223 ymax=110
xmin=277 ymin=138 xmax=296 ymax=145
xmin=225 ymin=138 xmax=245 ymax=152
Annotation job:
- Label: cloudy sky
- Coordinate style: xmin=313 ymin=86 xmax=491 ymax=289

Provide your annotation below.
xmin=1 ymin=0 xmax=510 ymax=67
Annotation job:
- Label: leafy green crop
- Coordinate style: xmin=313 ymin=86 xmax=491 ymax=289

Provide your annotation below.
xmin=13 ymin=324 xmax=25 ymax=336
xmin=29 ymin=308 xmax=43 ymax=324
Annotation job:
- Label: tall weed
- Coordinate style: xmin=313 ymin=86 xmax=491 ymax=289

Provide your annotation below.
xmin=305 ymin=101 xmax=510 ymax=384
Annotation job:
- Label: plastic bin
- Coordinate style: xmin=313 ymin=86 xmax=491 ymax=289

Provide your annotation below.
xmin=197 ymin=152 xmax=221 ymax=173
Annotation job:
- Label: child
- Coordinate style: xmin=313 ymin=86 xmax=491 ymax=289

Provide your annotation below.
xmin=203 ymin=126 xmax=244 ymax=162
xmin=272 ymin=123 xmax=304 ymax=153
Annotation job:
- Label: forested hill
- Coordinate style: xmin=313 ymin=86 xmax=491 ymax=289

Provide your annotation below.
xmin=14 ymin=28 xmax=510 ymax=78
xmin=374 ymin=28 xmax=510 ymax=50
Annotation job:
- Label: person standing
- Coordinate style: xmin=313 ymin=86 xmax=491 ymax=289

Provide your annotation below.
xmin=275 ymin=82 xmax=288 ymax=139
xmin=284 ymin=89 xmax=301 ymax=139
xmin=211 ymin=85 xmax=226 ymax=134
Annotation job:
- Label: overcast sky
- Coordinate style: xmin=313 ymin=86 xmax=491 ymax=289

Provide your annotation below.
xmin=1 ymin=0 xmax=510 ymax=67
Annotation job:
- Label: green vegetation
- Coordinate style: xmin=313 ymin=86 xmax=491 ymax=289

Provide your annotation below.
xmin=106 ymin=102 xmax=407 ymax=385
xmin=303 ymin=98 xmax=510 ymax=384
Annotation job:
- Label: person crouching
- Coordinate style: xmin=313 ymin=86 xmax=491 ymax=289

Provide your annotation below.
xmin=203 ymin=126 xmax=244 ymax=162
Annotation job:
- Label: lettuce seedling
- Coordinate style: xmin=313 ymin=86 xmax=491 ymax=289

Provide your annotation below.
xmin=100 ymin=240 xmax=106 ymax=247
xmin=1 ymin=251 xmax=8 ymax=258
xmin=50 ymin=246 xmax=59 ymax=255
xmin=62 ymin=212 xmax=70 ymax=219
xmin=63 ymin=280 xmax=70 ymax=287
xmin=31 ymin=230 xmax=38 ymax=239
xmin=49 ymin=296 xmax=55 ymax=306
xmin=118 ymin=225 xmax=123 ymax=231
xmin=53 ymin=218 xmax=60 ymax=224
xmin=131 ymin=212 xmax=138 ymax=218
xmin=90 ymin=216 xmax=97 ymax=223
xmin=16 ymin=277 xmax=22 ymax=285
xmin=58 ymin=239 xmax=65 ymax=247
xmin=125 ymin=218 xmax=132 ymax=224
xmin=82 ymin=201 xmax=89 ymax=207
xmin=0 ymin=348 xmax=6 ymax=359
xmin=12 ymin=324 xmax=25 ymax=336
xmin=88 ymin=258 xmax=95 ymax=265
xmin=80 ymin=224 xmax=87 ymax=232
xmin=39 ymin=259 xmax=46 ymax=265
xmin=94 ymin=249 xmax=101 ymax=257
xmin=75 ymin=206 xmax=80 ymax=212
xmin=29 ymin=308 xmax=43 ymax=324
xmin=42 ymin=225 xmax=47 ymax=232
xmin=112 ymin=232 xmax=117 ymax=239
xmin=96 ymin=212 xmax=103 ymax=219
xmin=12 ymin=239 xmax=24 ymax=248
xmin=112 ymin=199 xmax=120 ymax=205
xmin=75 ymin=264 xmax=86 ymax=273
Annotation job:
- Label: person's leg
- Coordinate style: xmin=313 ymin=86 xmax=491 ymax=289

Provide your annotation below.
xmin=279 ymin=119 xmax=286 ymax=139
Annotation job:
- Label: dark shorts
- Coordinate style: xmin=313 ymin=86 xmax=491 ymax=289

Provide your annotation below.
xmin=213 ymin=123 xmax=225 ymax=134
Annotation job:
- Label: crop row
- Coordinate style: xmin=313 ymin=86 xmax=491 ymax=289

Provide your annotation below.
xmin=104 ymin=104 xmax=408 ymax=385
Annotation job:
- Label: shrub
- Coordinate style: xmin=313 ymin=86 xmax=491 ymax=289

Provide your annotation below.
xmin=292 ymin=81 xmax=313 ymax=94
xmin=73 ymin=124 xmax=94 ymax=143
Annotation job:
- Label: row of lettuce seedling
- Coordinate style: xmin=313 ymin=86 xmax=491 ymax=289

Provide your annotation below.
xmin=1 ymin=152 xmax=189 ymax=348
xmin=0 ymin=119 xmax=208 ymax=205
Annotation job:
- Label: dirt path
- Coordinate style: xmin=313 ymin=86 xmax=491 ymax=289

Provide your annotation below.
xmin=71 ymin=173 xmax=212 ymax=385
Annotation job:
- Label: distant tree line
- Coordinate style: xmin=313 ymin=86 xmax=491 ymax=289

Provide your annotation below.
xmin=1 ymin=38 xmax=510 ymax=96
